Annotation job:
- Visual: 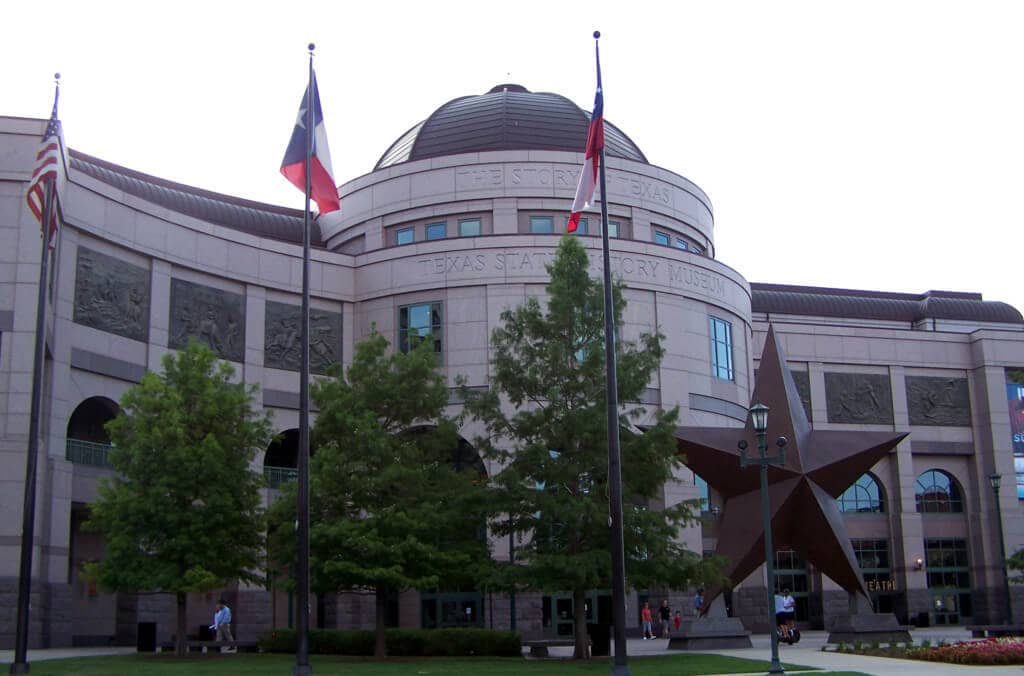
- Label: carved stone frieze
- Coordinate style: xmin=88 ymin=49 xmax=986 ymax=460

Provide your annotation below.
xmin=791 ymin=370 xmax=812 ymax=422
xmin=825 ymin=372 xmax=893 ymax=425
xmin=264 ymin=301 xmax=342 ymax=375
xmin=73 ymin=247 xmax=150 ymax=342
xmin=756 ymin=367 xmax=812 ymax=421
xmin=906 ymin=376 xmax=971 ymax=426
xmin=169 ymin=279 xmax=245 ymax=362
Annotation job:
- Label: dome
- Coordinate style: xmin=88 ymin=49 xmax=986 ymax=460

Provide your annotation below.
xmin=375 ymin=83 xmax=648 ymax=169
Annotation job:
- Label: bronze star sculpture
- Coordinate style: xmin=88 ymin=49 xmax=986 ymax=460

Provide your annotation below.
xmin=676 ymin=326 xmax=907 ymax=609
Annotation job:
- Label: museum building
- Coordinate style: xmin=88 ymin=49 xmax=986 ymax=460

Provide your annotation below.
xmin=1 ymin=83 xmax=1023 ymax=647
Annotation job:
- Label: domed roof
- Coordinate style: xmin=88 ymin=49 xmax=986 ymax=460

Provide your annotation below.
xmin=375 ymin=84 xmax=648 ymax=169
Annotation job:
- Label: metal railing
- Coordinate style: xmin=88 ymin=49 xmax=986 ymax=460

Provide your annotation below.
xmin=264 ymin=465 xmax=298 ymax=488
xmin=65 ymin=439 xmax=113 ymax=468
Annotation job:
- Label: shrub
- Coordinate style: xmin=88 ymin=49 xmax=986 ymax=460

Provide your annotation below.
xmin=259 ymin=627 xmax=521 ymax=657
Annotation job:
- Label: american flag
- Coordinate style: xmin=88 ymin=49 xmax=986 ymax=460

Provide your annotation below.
xmin=26 ymin=85 xmax=65 ymax=248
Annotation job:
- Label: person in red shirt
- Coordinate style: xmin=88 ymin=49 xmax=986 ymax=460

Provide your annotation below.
xmin=673 ymin=610 xmax=682 ymax=632
xmin=641 ymin=602 xmax=653 ymax=640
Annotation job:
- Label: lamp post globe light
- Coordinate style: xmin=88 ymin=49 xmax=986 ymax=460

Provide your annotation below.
xmin=989 ymin=473 xmax=1012 ymax=624
xmin=738 ymin=403 xmax=788 ymax=675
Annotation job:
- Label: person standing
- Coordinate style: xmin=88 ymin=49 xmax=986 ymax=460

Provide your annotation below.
xmin=641 ymin=601 xmax=653 ymax=640
xmin=210 ymin=600 xmax=235 ymax=653
xmin=659 ymin=599 xmax=672 ymax=638
xmin=673 ymin=609 xmax=683 ymax=632
xmin=693 ymin=588 xmax=706 ymax=618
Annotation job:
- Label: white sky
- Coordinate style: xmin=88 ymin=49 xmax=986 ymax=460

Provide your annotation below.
xmin=4 ymin=1 xmax=1023 ymax=315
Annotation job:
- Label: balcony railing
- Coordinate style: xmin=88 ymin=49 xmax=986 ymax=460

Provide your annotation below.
xmin=264 ymin=465 xmax=298 ymax=489
xmin=65 ymin=439 xmax=113 ymax=468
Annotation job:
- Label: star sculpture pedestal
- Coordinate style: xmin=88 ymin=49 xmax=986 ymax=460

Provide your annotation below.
xmin=672 ymin=326 xmax=909 ymax=642
xmin=668 ymin=597 xmax=751 ymax=650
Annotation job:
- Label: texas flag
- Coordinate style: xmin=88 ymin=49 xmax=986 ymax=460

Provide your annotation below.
xmin=280 ymin=71 xmax=340 ymax=214
xmin=567 ymin=76 xmax=604 ymax=233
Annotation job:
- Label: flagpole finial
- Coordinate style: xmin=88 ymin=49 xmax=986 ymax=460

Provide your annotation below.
xmin=54 ymin=72 xmax=61 ymax=84
xmin=308 ymin=43 xmax=315 ymax=54
xmin=593 ymin=30 xmax=600 ymax=39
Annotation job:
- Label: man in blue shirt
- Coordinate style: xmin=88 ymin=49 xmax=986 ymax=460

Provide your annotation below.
xmin=210 ymin=600 xmax=235 ymax=653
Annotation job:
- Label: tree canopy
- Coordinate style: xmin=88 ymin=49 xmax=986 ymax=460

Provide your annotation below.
xmin=85 ymin=341 xmax=272 ymax=656
xmin=268 ymin=328 xmax=490 ymax=658
xmin=461 ymin=235 xmax=716 ymax=658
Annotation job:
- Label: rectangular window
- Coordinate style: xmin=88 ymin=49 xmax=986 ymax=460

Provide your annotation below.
xmin=458 ymin=218 xmax=481 ymax=237
xmin=607 ymin=221 xmax=620 ymax=238
xmin=654 ymin=231 xmax=670 ymax=246
xmin=566 ymin=217 xmax=587 ymax=234
xmin=425 ymin=222 xmax=447 ymax=241
xmin=530 ymin=216 xmax=554 ymax=234
xmin=674 ymin=238 xmax=689 ymax=251
xmin=709 ymin=317 xmax=734 ymax=380
xmin=399 ymin=302 xmax=442 ymax=361
xmin=395 ymin=227 xmax=415 ymax=246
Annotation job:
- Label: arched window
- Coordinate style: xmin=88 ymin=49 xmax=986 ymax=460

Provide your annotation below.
xmin=838 ymin=473 xmax=885 ymax=513
xmin=915 ymin=469 xmax=964 ymax=513
xmin=66 ymin=396 xmax=119 ymax=468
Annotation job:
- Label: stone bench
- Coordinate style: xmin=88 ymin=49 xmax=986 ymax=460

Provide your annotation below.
xmin=523 ymin=638 xmax=578 ymax=657
xmin=156 ymin=639 xmax=260 ymax=654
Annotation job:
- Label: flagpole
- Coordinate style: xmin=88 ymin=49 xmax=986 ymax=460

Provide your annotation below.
xmin=294 ymin=43 xmax=314 ymax=676
xmin=592 ymin=31 xmax=630 ymax=676
xmin=10 ymin=74 xmax=60 ymax=676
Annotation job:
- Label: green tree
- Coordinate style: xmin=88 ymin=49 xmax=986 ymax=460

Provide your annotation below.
xmin=269 ymin=328 xmax=490 ymax=658
xmin=461 ymin=235 xmax=716 ymax=659
xmin=84 ymin=341 xmax=272 ymax=656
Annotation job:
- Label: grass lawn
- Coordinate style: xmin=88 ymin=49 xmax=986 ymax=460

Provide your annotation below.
xmin=6 ymin=653 xmax=870 ymax=676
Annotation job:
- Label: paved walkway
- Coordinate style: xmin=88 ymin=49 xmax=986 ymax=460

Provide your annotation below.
xmin=547 ymin=628 xmax=1024 ymax=675
xmin=0 ymin=646 xmax=136 ymax=664
xmin=3 ymin=629 xmax=1023 ymax=675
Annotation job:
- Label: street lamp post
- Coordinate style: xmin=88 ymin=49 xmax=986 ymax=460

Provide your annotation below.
xmin=738 ymin=403 xmax=788 ymax=675
xmin=989 ymin=473 xmax=1012 ymax=624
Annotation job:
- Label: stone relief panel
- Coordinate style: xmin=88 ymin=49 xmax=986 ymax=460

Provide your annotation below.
xmin=906 ymin=376 xmax=971 ymax=427
xmin=825 ymin=372 xmax=894 ymax=425
xmin=73 ymin=247 xmax=150 ymax=342
xmin=791 ymin=371 xmax=812 ymax=422
xmin=755 ymin=367 xmax=812 ymax=421
xmin=264 ymin=301 xmax=342 ymax=375
xmin=169 ymin=279 xmax=245 ymax=362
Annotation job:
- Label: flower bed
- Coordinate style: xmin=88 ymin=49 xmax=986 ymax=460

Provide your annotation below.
xmin=909 ymin=637 xmax=1024 ymax=665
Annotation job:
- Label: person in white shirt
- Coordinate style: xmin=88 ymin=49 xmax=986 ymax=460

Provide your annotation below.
xmin=774 ymin=588 xmax=796 ymax=643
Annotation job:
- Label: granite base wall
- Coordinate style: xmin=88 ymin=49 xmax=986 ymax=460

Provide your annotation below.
xmin=235 ymin=589 xmax=272 ymax=641
xmin=0 ymin=579 xmax=73 ymax=649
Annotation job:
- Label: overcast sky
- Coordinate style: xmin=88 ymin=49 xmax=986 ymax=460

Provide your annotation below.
xmin=5 ymin=1 xmax=1023 ymax=315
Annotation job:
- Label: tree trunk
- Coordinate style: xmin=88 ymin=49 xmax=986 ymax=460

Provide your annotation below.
xmin=374 ymin=586 xmax=388 ymax=659
xmin=175 ymin=591 xmax=187 ymax=657
xmin=573 ymin=587 xmax=589 ymax=659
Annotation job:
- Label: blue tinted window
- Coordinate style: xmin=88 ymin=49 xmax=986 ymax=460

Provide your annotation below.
xmin=396 ymin=227 xmax=415 ymax=246
xmin=530 ymin=216 xmax=554 ymax=234
xmin=709 ymin=317 xmax=734 ymax=380
xmin=425 ymin=222 xmax=447 ymax=240
xmin=459 ymin=218 xmax=481 ymax=237
xmin=839 ymin=474 xmax=885 ymax=513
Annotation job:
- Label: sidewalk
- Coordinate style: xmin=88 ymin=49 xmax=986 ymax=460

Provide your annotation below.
xmin=548 ymin=628 xmax=1024 ymax=675
xmin=0 ymin=646 xmax=136 ymax=664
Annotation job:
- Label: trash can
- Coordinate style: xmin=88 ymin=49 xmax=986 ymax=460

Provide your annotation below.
xmin=137 ymin=622 xmax=157 ymax=652
xmin=587 ymin=622 xmax=610 ymax=657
